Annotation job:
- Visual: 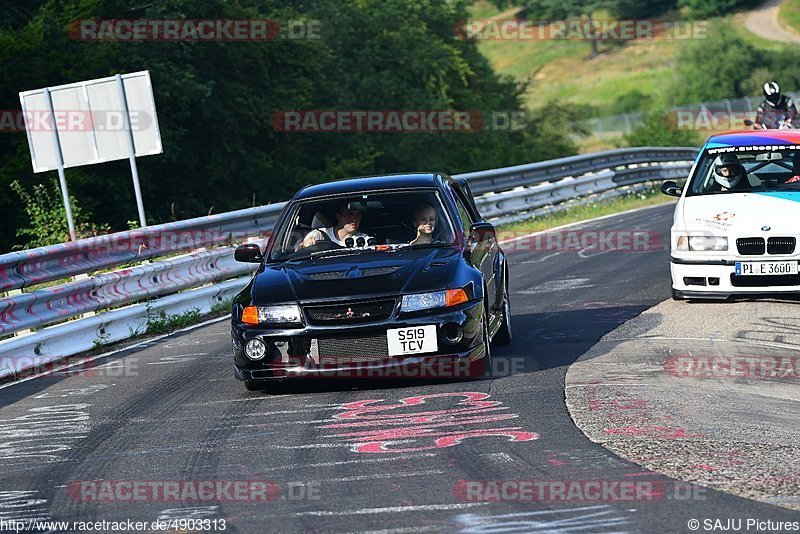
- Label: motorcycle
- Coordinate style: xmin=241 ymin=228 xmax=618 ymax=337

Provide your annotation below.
xmin=743 ymin=118 xmax=795 ymax=130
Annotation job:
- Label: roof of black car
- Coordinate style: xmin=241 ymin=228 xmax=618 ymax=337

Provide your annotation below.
xmin=293 ymin=173 xmax=443 ymax=200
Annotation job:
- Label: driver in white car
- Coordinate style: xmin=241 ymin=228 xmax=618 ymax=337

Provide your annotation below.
xmin=711 ymin=153 xmax=751 ymax=192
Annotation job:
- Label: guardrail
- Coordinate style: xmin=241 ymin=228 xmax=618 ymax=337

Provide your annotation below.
xmin=0 ymin=146 xmax=697 ymax=379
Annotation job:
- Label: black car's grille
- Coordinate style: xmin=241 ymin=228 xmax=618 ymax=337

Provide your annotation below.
xmin=317 ymin=333 xmax=389 ymax=364
xmin=304 ymin=299 xmax=395 ymax=325
xmin=767 ymin=237 xmax=796 ymax=255
xmin=731 ymin=273 xmax=800 ymax=287
xmin=737 ymin=238 xmax=765 ymax=256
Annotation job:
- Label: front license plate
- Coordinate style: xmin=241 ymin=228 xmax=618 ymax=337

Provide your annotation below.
xmin=387 ymin=325 xmax=438 ymax=356
xmin=735 ymin=261 xmax=798 ymax=276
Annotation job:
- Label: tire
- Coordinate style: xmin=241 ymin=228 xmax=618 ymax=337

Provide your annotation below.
xmin=244 ymin=380 xmax=267 ymax=392
xmin=480 ymin=301 xmax=493 ymax=376
xmin=492 ymin=284 xmax=512 ymax=346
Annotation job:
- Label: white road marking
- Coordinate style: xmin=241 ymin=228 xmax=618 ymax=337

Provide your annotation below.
xmin=245 ymin=453 xmax=438 ymax=472
xmin=292 ymin=503 xmax=489 ymax=516
xmin=518 ymin=278 xmax=595 ymax=294
xmin=301 ymin=470 xmax=444 ymax=484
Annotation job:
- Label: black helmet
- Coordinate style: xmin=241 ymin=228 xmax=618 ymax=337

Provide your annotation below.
xmin=763 ymin=82 xmax=781 ymax=106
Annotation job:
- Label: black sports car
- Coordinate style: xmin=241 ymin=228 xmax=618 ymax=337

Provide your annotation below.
xmin=231 ymin=172 xmax=512 ymax=391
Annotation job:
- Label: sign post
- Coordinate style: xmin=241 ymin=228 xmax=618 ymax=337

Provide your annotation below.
xmin=42 ymin=87 xmax=77 ymax=241
xmin=115 ymin=74 xmax=147 ymax=228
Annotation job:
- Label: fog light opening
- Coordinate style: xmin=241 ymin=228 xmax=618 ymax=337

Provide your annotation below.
xmin=442 ymin=323 xmax=463 ymax=345
xmin=245 ymin=338 xmax=267 ymax=360
xmin=683 ymin=277 xmax=707 ymax=287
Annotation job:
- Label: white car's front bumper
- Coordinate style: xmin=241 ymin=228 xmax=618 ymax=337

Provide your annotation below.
xmin=671 ymin=256 xmax=800 ymax=298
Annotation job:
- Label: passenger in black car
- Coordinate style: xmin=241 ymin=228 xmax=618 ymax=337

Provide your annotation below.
xmin=409 ymin=204 xmax=437 ymax=245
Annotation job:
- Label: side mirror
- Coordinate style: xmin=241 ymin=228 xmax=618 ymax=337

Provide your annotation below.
xmin=660 ymin=180 xmax=683 ymax=198
xmin=469 ymin=221 xmax=495 ymax=243
xmin=234 ymin=243 xmax=264 ymax=263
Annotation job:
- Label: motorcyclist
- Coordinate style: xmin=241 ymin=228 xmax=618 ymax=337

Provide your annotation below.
xmin=754 ymin=82 xmax=797 ymax=129
xmin=712 ymin=154 xmax=750 ymax=192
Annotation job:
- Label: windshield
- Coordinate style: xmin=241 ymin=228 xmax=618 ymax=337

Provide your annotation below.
xmin=687 ymin=145 xmax=800 ymax=196
xmin=269 ymin=190 xmax=456 ymax=261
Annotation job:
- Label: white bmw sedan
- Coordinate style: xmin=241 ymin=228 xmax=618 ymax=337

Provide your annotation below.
xmin=663 ymin=131 xmax=800 ymax=299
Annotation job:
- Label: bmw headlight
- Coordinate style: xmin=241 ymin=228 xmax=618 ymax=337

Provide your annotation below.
xmin=242 ymin=304 xmax=302 ymax=325
xmin=676 ymin=235 xmax=728 ymax=251
xmin=401 ymin=289 xmax=469 ymax=312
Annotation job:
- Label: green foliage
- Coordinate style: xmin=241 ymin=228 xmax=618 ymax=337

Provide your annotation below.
xmin=10 ymin=178 xmax=108 ymax=248
xmin=670 ymin=20 xmax=764 ymax=104
xmin=0 ymin=0 xmax=583 ymax=252
xmin=210 ymin=297 xmax=233 ymax=315
xmin=523 ymin=0 xmax=678 ymax=18
xmin=145 ymin=307 xmax=202 ymax=335
xmin=624 ymin=108 xmax=701 ymax=147
xmin=611 ymin=90 xmax=654 ymax=115
xmin=670 ymin=19 xmax=800 ymax=105
xmin=678 ymin=0 xmax=762 ymax=19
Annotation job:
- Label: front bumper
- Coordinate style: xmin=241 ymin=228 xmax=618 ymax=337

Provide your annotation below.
xmin=671 ymin=256 xmax=800 ymax=298
xmin=231 ymin=299 xmax=486 ymax=381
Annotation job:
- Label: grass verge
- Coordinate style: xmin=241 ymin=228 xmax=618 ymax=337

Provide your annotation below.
xmin=497 ymin=185 xmax=675 ymax=237
xmin=779 ymin=0 xmax=800 ymax=35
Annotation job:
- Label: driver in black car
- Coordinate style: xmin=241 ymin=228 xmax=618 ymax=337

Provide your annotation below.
xmin=298 ymin=202 xmax=370 ymax=248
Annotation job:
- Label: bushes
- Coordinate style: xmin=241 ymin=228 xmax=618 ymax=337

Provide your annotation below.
xmin=624 ymin=109 xmax=701 ymax=147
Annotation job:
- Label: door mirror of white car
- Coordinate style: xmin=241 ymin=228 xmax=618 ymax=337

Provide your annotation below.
xmin=661 ymin=180 xmax=683 ymax=198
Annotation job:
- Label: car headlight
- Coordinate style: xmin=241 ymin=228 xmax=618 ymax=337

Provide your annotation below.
xmin=241 ymin=304 xmax=302 ymax=325
xmin=401 ymin=289 xmax=468 ymax=312
xmin=676 ymin=235 xmax=728 ymax=251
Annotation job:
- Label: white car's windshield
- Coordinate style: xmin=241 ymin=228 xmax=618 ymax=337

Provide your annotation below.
xmin=687 ymin=146 xmax=800 ymax=196
xmin=269 ymin=190 xmax=456 ymax=261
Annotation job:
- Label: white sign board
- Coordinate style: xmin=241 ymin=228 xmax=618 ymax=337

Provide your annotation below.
xmin=19 ymin=71 xmax=162 ymax=173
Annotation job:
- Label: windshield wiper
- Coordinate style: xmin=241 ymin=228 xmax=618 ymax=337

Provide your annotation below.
xmin=396 ymin=242 xmax=451 ymax=250
xmin=308 ymin=247 xmax=381 ymax=260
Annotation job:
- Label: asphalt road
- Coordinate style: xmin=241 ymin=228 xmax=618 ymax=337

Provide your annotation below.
xmin=1 ymin=203 xmax=798 ymax=533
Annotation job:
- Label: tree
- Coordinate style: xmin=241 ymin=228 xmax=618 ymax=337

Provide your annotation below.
xmin=670 ymin=20 xmax=763 ymax=104
xmin=524 ymin=0 xmax=618 ymax=58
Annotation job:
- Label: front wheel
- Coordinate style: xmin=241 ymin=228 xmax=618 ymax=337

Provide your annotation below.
xmin=492 ymin=286 xmax=512 ymax=346
xmin=479 ymin=301 xmax=493 ymax=377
